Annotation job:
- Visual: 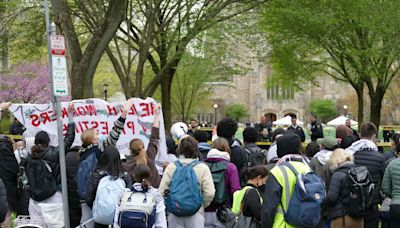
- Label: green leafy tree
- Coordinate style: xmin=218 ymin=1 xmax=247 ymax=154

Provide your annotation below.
xmin=260 ymin=0 xmax=400 ymax=129
xmin=307 ymin=99 xmax=337 ymax=123
xmin=225 ymin=103 xmax=249 ymax=122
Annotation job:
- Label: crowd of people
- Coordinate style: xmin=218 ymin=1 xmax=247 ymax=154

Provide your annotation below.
xmin=0 ymin=100 xmax=400 ymax=228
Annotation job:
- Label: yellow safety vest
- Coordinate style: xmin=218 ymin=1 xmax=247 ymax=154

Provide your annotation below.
xmin=232 ymin=186 xmax=263 ymax=214
xmin=270 ymin=161 xmax=310 ymax=228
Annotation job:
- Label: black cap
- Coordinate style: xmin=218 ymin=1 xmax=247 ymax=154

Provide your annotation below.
xmin=277 ymin=134 xmax=301 ymax=158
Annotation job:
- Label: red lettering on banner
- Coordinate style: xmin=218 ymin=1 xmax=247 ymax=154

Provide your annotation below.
xmin=82 ymin=121 xmax=89 ymax=131
xmin=150 ymin=103 xmax=155 ymax=116
xmin=128 ymin=104 xmax=138 ymax=115
xmin=77 ymin=107 xmax=86 ymax=116
xmin=140 ymin=103 xmax=150 ymax=117
xmin=91 ymin=121 xmax=99 ymax=129
xmin=30 ymin=114 xmax=40 ymax=127
xmin=48 ymin=111 xmax=57 ymax=121
xmin=61 ymin=108 xmax=68 ymax=118
xmin=127 ymin=121 xmax=135 ymax=134
xmin=40 ymin=112 xmax=51 ymax=124
xmin=85 ymin=105 xmax=97 ymax=115
xmin=107 ymin=105 xmax=118 ymax=116
xmin=100 ymin=121 xmax=109 ymax=135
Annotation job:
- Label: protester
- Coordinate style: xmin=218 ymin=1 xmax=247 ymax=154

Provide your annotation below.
xmin=310 ymin=113 xmax=324 ymax=141
xmin=188 ymin=119 xmax=199 ymax=136
xmin=204 ymin=137 xmax=240 ymax=228
xmin=258 ymin=128 xmax=272 ymax=142
xmin=287 ymin=114 xmax=305 ymax=142
xmin=347 ymin=122 xmax=384 ymax=228
xmin=86 ymin=146 xmax=131 ymax=228
xmin=66 ymin=146 xmax=82 ymax=227
xmin=345 ymin=119 xmax=359 ymax=139
xmin=159 ymin=136 xmax=215 ymax=228
xmin=33 ymin=102 xmax=76 ymax=187
xmin=232 ymin=165 xmax=268 ymax=226
xmin=310 ymin=136 xmax=338 ymax=185
xmin=266 ymin=128 xmax=285 ymax=164
xmin=382 ymin=143 xmax=400 ymax=227
xmin=0 ymin=177 xmax=7 ymax=226
xmin=194 ymin=130 xmax=211 ymax=160
xmin=305 ymin=141 xmax=320 ymax=159
xmin=243 ymin=127 xmax=266 ymax=155
xmin=335 ymin=124 xmax=353 ymax=145
xmin=255 ymin=115 xmax=271 ymax=133
xmin=26 ymin=144 xmax=64 ymax=224
xmin=216 ymin=118 xmax=246 ymax=172
xmin=114 ymin=164 xmax=167 ymax=228
xmin=78 ymin=100 xmax=130 ymax=225
xmin=383 ymin=133 xmax=400 ymax=165
xmin=341 ymin=135 xmax=359 ymax=149
xmin=0 ymin=135 xmax=18 ymax=227
xmin=261 ymin=134 xmax=312 ymax=227
xmin=124 ymin=104 xmax=161 ymax=188
xmin=325 ymin=149 xmax=363 ymax=228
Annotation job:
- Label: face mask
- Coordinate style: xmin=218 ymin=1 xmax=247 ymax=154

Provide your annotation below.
xmin=98 ymin=134 xmax=107 ymax=143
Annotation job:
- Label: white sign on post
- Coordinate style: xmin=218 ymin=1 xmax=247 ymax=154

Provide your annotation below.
xmin=50 ymin=35 xmax=68 ymax=97
xmin=51 ymin=56 xmax=68 ymax=96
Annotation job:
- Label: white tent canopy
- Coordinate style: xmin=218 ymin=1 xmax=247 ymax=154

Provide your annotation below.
xmin=327 ymin=115 xmax=358 ymax=126
xmin=273 ymin=115 xmax=304 ymax=126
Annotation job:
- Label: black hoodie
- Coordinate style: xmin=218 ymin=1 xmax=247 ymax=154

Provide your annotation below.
xmin=0 ymin=137 xmax=19 ymax=212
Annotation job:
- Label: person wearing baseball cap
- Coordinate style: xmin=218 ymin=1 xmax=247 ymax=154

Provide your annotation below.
xmin=310 ymin=136 xmax=339 ymax=186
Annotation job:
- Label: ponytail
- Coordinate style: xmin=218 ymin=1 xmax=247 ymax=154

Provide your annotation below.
xmin=134 ymin=164 xmax=151 ymax=190
xmin=130 ymin=139 xmax=147 ymax=165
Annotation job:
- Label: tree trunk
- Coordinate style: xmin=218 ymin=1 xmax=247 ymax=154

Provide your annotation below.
xmin=52 ymin=0 xmax=128 ymax=99
xmin=369 ymin=86 xmax=385 ymax=130
xmin=355 ymin=85 xmax=364 ymax=131
xmin=161 ymin=73 xmax=173 ymax=130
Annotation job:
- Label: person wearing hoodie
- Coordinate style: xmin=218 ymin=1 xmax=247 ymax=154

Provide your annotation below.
xmin=204 ymin=137 xmax=240 ymax=228
xmin=216 ymin=118 xmax=246 ymax=172
xmin=261 ymin=134 xmax=311 ymax=228
xmin=383 ymin=133 xmax=400 ymax=166
xmin=324 ymin=149 xmax=363 ymax=228
xmin=159 ymin=136 xmax=215 ymax=228
xmin=346 ymin=122 xmax=384 ymax=228
xmin=194 ymin=130 xmax=211 ymax=160
xmin=310 ymin=136 xmax=339 ymax=185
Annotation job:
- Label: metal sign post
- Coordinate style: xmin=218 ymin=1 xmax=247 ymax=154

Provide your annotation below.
xmin=45 ymin=0 xmax=70 ymax=227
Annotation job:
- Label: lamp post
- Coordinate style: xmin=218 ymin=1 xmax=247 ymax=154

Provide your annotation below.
xmin=213 ymin=104 xmax=218 ymax=126
xmin=343 ymin=105 xmax=348 ymax=117
xmin=103 ymin=83 xmax=109 ymax=101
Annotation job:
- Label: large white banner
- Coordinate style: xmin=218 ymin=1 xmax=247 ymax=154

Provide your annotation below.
xmin=8 ymin=98 xmax=168 ymax=162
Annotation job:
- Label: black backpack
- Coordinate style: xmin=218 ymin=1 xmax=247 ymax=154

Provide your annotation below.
xmin=345 ymin=166 xmax=375 ymax=218
xmin=243 ymin=147 xmax=267 ymax=167
xmin=26 ymin=158 xmax=58 ymax=201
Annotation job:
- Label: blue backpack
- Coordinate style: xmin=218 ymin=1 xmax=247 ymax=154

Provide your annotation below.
xmin=77 ymin=149 xmax=97 ymax=200
xmin=278 ymin=162 xmax=326 ymax=228
xmin=165 ymin=160 xmax=203 ymax=217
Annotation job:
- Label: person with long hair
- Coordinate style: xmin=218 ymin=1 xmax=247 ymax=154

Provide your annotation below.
xmin=114 ymin=164 xmax=167 ymax=228
xmin=204 ymin=137 xmax=240 ymax=228
xmin=86 ymin=146 xmax=131 ymax=228
xmin=124 ymin=104 xmax=161 ymax=188
xmin=159 ymin=136 xmax=215 ymax=228
xmin=325 ymin=149 xmax=363 ymax=228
